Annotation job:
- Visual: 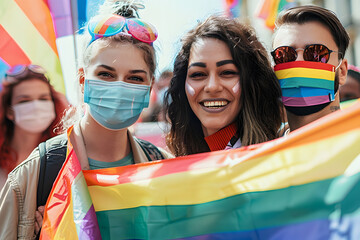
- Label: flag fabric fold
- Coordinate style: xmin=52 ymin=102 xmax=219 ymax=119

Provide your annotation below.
xmin=41 ymin=126 xmax=101 ymax=240
xmin=41 ymin=101 xmax=360 ymax=239
xmin=0 ymin=0 xmax=65 ymax=93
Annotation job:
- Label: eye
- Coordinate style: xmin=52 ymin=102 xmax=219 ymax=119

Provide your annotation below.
xmin=128 ymin=75 xmax=144 ymax=83
xmin=17 ymin=100 xmax=31 ymax=104
xmin=221 ymin=70 xmax=238 ymax=77
xmin=39 ymin=97 xmax=52 ymax=101
xmin=189 ymin=72 xmax=207 ymax=80
xmin=97 ymin=71 xmax=115 ymax=79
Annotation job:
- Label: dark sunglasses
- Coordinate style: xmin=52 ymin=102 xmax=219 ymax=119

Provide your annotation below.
xmin=271 ymin=44 xmax=342 ymax=65
xmin=4 ymin=64 xmax=48 ymax=84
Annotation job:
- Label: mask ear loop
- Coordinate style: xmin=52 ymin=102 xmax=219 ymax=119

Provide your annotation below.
xmin=333 ymin=58 xmax=343 ymax=97
xmin=335 ymin=58 xmax=343 ymax=71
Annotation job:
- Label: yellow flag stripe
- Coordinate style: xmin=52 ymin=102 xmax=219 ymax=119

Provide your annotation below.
xmin=89 ymin=129 xmax=360 ymax=211
xmin=275 ymin=67 xmax=335 ymax=81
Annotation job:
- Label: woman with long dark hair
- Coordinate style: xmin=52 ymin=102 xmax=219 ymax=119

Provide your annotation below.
xmin=165 ymin=15 xmax=284 ymax=156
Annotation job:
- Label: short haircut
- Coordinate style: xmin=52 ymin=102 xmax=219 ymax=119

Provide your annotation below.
xmin=275 ymin=5 xmax=350 ymax=59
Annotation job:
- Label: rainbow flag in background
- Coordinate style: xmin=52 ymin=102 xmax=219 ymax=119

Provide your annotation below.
xmin=256 ymin=0 xmax=297 ymax=29
xmin=0 ymin=0 xmax=65 ymax=93
xmin=41 ymin=101 xmax=360 ymax=239
xmin=223 ymin=0 xmax=243 ymax=18
xmin=45 ymin=0 xmax=105 ymax=38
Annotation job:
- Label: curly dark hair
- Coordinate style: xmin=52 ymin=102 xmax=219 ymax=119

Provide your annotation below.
xmin=164 ymin=15 xmax=283 ymax=156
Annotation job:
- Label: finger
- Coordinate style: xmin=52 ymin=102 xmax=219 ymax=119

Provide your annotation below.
xmin=38 ymin=206 xmax=45 ymax=216
xmin=34 ymin=220 xmax=40 ymax=235
xmin=35 ymin=210 xmax=43 ymax=228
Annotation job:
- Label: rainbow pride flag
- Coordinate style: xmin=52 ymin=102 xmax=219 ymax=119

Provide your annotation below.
xmin=41 ymin=101 xmax=360 ymax=239
xmin=223 ymin=0 xmax=243 ymax=18
xmin=0 ymin=0 xmax=65 ymax=93
xmin=40 ymin=127 xmax=101 ymax=239
xmin=275 ymin=61 xmax=335 ymax=107
xmin=256 ymin=0 xmax=297 ymax=29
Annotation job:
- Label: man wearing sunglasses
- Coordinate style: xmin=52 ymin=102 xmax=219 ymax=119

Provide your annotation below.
xmin=272 ymin=5 xmax=349 ymax=132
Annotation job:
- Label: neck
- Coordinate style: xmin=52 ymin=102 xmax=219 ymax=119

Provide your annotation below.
xmin=80 ymin=113 xmax=130 ymax=162
xmin=11 ymin=127 xmax=43 ymax=164
xmin=287 ymin=97 xmax=340 ymax=132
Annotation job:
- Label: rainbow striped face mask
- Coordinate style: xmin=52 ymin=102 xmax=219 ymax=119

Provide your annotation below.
xmin=274 ymin=61 xmax=338 ymax=116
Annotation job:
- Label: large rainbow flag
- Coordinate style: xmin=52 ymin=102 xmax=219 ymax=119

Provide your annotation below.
xmin=0 ymin=0 xmax=64 ymax=93
xmin=41 ymin=101 xmax=360 ymax=239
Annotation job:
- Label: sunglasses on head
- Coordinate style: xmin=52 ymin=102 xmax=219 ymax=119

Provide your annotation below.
xmin=87 ymin=14 xmax=158 ymax=46
xmin=271 ymin=44 xmax=342 ymax=65
xmin=4 ymin=64 xmax=48 ymax=84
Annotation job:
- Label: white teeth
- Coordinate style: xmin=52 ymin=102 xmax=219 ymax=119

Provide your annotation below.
xmin=203 ymin=101 xmax=228 ymax=108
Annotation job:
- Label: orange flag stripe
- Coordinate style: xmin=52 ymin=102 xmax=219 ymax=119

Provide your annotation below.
xmin=13 ymin=0 xmax=58 ymax=55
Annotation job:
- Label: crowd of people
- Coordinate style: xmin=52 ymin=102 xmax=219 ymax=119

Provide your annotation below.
xmin=0 ymin=0 xmax=359 ymax=238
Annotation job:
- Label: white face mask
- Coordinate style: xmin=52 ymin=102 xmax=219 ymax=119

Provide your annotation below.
xmin=12 ymin=100 xmax=56 ymax=133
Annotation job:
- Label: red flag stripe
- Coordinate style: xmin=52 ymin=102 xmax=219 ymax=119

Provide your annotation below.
xmin=0 ymin=25 xmax=31 ymax=65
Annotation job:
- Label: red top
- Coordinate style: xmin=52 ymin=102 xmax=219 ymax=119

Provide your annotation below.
xmin=204 ymin=123 xmax=237 ymax=151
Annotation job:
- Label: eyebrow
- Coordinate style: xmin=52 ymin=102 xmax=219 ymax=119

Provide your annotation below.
xmin=97 ymin=64 xmax=116 ymax=71
xmin=188 ymin=62 xmax=206 ymax=69
xmin=216 ymin=60 xmax=235 ymax=67
xmin=98 ymin=65 xmax=148 ymax=74
xmin=130 ymin=69 xmax=148 ymax=74
xmin=15 ymin=93 xmax=51 ymax=100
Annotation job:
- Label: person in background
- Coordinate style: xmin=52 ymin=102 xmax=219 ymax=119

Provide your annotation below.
xmin=340 ymin=65 xmax=360 ymax=102
xmin=0 ymin=2 xmax=172 ymax=238
xmin=141 ymin=70 xmax=173 ymax=122
xmin=156 ymin=70 xmax=173 ymax=105
xmin=164 ymin=15 xmax=283 ymax=157
xmin=0 ymin=65 xmax=69 ymax=188
xmin=272 ymin=5 xmax=349 ymax=133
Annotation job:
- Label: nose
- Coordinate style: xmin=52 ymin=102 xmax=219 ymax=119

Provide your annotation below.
xmin=204 ymin=74 xmax=223 ymax=93
xmin=295 ymin=48 xmax=305 ymax=61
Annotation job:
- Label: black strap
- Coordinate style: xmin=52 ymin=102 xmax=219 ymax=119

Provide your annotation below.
xmin=36 ymin=134 xmax=68 ymax=208
xmin=37 ymin=141 xmax=47 ymax=208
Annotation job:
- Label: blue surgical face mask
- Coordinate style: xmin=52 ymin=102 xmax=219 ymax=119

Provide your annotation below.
xmin=84 ymin=79 xmax=150 ymax=130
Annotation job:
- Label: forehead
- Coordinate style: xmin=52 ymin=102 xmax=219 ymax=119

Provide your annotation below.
xmin=273 ymin=21 xmax=338 ymax=50
xmin=88 ymin=42 xmax=149 ymax=72
xmin=189 ymin=38 xmax=233 ymax=63
xmin=12 ymin=78 xmax=50 ymax=97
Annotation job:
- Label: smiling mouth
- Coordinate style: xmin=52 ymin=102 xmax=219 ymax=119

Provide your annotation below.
xmin=201 ymin=100 xmax=229 ymax=108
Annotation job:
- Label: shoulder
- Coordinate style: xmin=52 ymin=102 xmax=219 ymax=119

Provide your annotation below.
xmin=4 ymin=147 xmax=41 ymax=206
xmin=44 ymin=133 xmax=68 ymax=150
xmin=9 ymin=147 xmax=41 ymax=182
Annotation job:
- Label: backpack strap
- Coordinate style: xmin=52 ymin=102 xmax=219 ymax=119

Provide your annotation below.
xmin=135 ymin=138 xmax=165 ymax=161
xmin=36 ymin=134 xmax=68 ymax=208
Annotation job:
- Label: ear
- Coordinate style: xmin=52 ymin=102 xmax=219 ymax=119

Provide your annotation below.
xmin=338 ymin=58 xmax=348 ymax=86
xmin=150 ymin=76 xmax=155 ymax=92
xmin=6 ymin=107 xmax=14 ymax=121
xmin=78 ymin=68 xmax=85 ymax=93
